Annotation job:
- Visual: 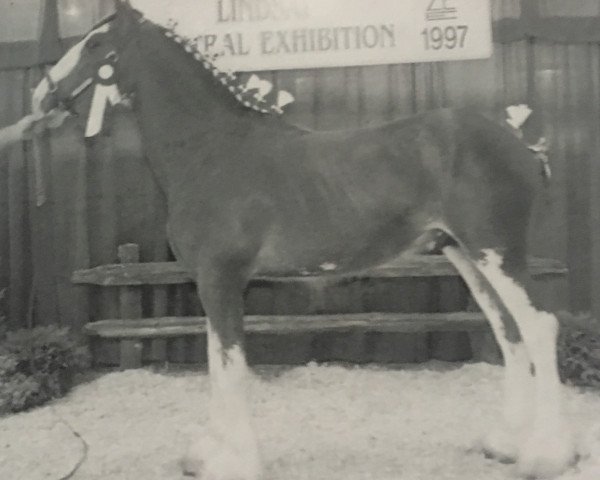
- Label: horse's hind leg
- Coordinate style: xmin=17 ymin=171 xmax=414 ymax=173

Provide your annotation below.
xmin=441 ymin=243 xmax=534 ymax=463
xmin=181 ymin=269 xmax=260 ymax=480
xmin=443 ymin=241 xmax=576 ymax=478
xmin=472 ymin=248 xmax=576 ymax=478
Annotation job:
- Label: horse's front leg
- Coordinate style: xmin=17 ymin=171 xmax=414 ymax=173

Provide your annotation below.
xmin=182 ymin=269 xmax=261 ymax=480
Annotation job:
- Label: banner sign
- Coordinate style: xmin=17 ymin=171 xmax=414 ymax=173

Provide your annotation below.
xmin=146 ymin=0 xmax=492 ymax=71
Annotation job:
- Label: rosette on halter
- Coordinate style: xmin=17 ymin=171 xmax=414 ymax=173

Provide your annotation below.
xmin=85 ymin=54 xmax=123 ymax=137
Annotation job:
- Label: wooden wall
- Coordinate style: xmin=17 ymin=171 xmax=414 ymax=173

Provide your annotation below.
xmin=1 ymin=1 xmax=599 ymax=362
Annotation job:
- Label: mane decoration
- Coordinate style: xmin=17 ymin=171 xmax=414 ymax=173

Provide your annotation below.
xmin=505 ymin=104 xmax=551 ymax=179
xmin=162 ymin=19 xmax=295 ymax=115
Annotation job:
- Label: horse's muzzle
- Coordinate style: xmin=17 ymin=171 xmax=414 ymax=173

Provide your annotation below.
xmin=32 ymin=79 xmax=59 ymax=116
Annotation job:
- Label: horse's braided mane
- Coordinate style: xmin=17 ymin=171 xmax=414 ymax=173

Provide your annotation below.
xmin=133 ymin=13 xmax=293 ymax=116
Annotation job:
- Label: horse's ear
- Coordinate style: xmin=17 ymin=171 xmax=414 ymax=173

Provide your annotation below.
xmin=114 ymin=0 xmax=132 ymax=11
xmin=113 ymin=0 xmax=142 ymax=37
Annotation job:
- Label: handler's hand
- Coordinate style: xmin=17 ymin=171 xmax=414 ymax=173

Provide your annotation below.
xmin=17 ymin=114 xmax=40 ymax=140
xmin=20 ymin=109 xmax=70 ymax=139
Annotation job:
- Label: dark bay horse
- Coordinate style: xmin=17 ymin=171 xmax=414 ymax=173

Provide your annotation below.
xmin=32 ymin=2 xmax=576 ymax=478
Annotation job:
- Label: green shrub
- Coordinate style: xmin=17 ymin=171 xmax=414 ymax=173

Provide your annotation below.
xmin=557 ymin=312 xmax=600 ymax=389
xmin=0 ymin=326 xmax=89 ymax=414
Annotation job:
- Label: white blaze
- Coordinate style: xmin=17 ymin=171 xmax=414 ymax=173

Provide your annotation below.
xmin=31 ymin=24 xmax=110 ymax=114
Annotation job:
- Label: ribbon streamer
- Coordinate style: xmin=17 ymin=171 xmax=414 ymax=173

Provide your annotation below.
xmin=85 ymin=83 xmax=122 ymax=137
xmin=506 ymin=104 xmax=532 ymax=131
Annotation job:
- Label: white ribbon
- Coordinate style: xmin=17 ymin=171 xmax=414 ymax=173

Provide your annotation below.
xmin=272 ymin=90 xmax=295 ymax=114
xmin=277 ymin=90 xmax=295 ymax=109
xmin=506 ymin=104 xmax=532 ymax=131
xmin=85 ymin=83 xmax=122 ymax=137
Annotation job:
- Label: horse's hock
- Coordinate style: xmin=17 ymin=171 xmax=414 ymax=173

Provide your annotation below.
xmin=72 ymin=243 xmax=568 ymax=369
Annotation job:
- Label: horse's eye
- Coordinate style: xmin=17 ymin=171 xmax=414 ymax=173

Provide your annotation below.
xmin=86 ymin=38 xmax=101 ymax=50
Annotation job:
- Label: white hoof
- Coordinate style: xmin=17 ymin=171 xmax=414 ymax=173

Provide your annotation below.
xmin=181 ymin=431 xmax=261 ymax=480
xmin=517 ymin=430 xmax=577 ymax=479
xmin=480 ymin=426 xmax=522 ymax=464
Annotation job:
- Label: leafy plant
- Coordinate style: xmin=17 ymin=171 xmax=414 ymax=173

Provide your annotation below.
xmin=0 ymin=326 xmax=89 ymax=414
xmin=557 ymin=311 xmax=600 ymax=389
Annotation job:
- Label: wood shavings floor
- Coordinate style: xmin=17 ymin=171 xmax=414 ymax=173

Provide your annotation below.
xmin=1 ymin=362 xmax=599 ymax=480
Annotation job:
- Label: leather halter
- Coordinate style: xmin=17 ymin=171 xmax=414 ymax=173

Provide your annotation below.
xmin=43 ymin=67 xmax=94 ymax=116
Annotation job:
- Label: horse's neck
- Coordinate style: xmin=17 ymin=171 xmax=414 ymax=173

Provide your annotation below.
xmin=132 ymin=30 xmax=259 ymax=192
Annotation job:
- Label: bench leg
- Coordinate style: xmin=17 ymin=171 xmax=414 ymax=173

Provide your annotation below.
xmin=120 ymin=339 xmax=143 ymax=369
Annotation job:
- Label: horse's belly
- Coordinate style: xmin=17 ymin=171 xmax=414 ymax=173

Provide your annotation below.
xmin=254 ymin=213 xmax=427 ymax=277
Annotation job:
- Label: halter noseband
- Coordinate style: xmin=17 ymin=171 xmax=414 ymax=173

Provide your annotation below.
xmin=44 ymin=68 xmax=94 ymax=117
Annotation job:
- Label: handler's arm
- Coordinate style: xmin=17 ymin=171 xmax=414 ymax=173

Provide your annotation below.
xmin=0 ymin=116 xmax=36 ymax=152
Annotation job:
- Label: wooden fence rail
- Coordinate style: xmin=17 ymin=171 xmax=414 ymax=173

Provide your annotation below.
xmin=72 ymin=253 xmax=568 ymax=286
xmin=73 ymin=243 xmax=568 ymax=369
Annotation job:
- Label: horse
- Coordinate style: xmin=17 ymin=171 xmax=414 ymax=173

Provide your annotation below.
xmin=31 ymin=2 xmax=576 ymax=478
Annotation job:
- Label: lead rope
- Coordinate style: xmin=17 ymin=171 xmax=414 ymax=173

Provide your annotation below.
xmin=33 ymin=8 xmax=89 ymax=479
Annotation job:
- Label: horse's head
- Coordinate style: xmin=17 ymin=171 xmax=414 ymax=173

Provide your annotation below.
xmin=32 ymin=1 xmax=141 ymax=119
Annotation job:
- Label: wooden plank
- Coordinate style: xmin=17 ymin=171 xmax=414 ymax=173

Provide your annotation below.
xmin=364 ymin=331 xmax=430 ymax=364
xmin=389 ymin=63 xmax=418 ymax=116
xmin=529 ymin=43 xmax=568 ymax=274
xmin=84 ymin=312 xmax=489 ymax=338
xmin=362 ymin=276 xmax=432 ymax=363
xmin=313 ymin=67 xmax=349 ymax=129
xmin=169 ymin=281 xmax=189 ymax=362
xmin=590 ymin=43 xmax=600 ymax=319
xmin=469 ymin=330 xmax=503 ymax=364
xmin=413 ymin=63 xmax=447 ymax=112
xmin=148 ymin=185 xmax=170 ymax=362
xmin=247 ymin=332 xmax=312 ymax=365
xmin=564 ymin=44 xmax=593 ymax=311
xmin=170 ymin=337 xmax=188 ymax=363
xmin=71 ymin=255 xmax=568 ymax=286
xmin=430 ymin=277 xmax=472 ymax=362
xmin=117 ymin=244 xmax=142 ymax=319
xmin=119 ymin=339 xmax=143 ymax=369
xmin=186 ymin=336 xmax=205 ymax=364
xmin=285 ymin=68 xmax=318 ymax=129
xmin=464 ymin=288 xmax=502 ymax=364
xmin=24 ymin=66 xmax=60 ymax=328
xmin=359 ymin=65 xmax=393 ymax=125
xmin=149 ymin=338 xmax=168 ymax=362
xmin=86 ymin=130 xmax=119 ymax=322
xmin=5 ymin=69 xmax=29 ymax=328
xmin=48 ymin=116 xmax=91 ymax=329
xmin=310 ymin=330 xmax=366 ymax=363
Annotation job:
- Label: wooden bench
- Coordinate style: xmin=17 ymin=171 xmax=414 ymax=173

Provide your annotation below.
xmin=73 ymin=244 xmax=568 ymax=369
